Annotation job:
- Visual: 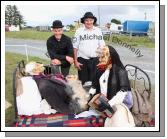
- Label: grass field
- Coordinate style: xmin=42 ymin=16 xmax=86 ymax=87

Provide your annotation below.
xmin=110 ymin=35 xmax=155 ymax=48
xmin=5 ymin=29 xmax=75 ymax=41
xmin=5 ymin=52 xmax=77 ymax=127
xmin=5 ymin=29 xmax=154 ymax=48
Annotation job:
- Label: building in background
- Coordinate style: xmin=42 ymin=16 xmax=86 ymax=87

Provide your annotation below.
xmin=109 ymin=23 xmax=123 ymax=34
xmin=63 ymin=26 xmax=70 ymax=32
xmin=5 ymin=25 xmax=20 ymax=31
xmin=36 ymin=26 xmax=51 ymax=32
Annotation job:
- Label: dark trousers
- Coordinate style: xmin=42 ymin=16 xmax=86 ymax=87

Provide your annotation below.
xmin=51 ymin=65 xmax=70 ymax=77
xmin=61 ymin=66 xmax=70 ymax=77
xmin=77 ymin=57 xmax=99 ymax=85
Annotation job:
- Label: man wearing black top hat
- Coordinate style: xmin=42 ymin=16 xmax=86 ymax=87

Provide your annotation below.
xmin=47 ymin=20 xmax=74 ymax=76
xmin=73 ymin=12 xmax=105 ymax=84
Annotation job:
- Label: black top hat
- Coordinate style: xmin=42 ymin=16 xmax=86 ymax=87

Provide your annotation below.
xmin=51 ymin=20 xmax=64 ymax=28
xmin=81 ymin=12 xmax=97 ymax=24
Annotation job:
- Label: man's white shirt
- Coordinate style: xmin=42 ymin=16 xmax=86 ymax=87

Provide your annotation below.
xmin=73 ymin=26 xmax=105 ymax=59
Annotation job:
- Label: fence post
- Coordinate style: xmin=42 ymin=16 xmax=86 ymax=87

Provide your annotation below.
xmin=24 ymin=44 xmax=29 ymax=62
xmin=130 ymin=31 xmax=132 ymax=39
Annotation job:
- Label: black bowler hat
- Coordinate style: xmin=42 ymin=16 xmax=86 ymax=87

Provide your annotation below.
xmin=81 ymin=12 xmax=97 ymax=24
xmin=51 ymin=20 xmax=64 ymax=28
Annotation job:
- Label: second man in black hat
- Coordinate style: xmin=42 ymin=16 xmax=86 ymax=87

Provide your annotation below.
xmin=47 ymin=20 xmax=74 ymax=76
xmin=73 ymin=12 xmax=105 ymax=85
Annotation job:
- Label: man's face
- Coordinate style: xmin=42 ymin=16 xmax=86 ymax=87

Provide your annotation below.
xmin=84 ymin=18 xmax=94 ymax=29
xmin=52 ymin=28 xmax=63 ymax=40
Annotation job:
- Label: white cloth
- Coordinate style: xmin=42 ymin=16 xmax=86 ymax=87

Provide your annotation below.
xmin=88 ymin=87 xmax=96 ymax=95
xmin=73 ymin=26 xmax=105 ymax=59
xmin=88 ymin=69 xmax=110 ymax=96
xmin=99 ymin=69 xmax=110 ymax=97
xmin=99 ymin=68 xmax=128 ymax=106
xmin=108 ymin=90 xmax=128 ymax=107
xmin=75 ymin=108 xmax=100 ymax=118
xmin=40 ymin=99 xmax=57 ymax=114
xmin=16 ymin=77 xmax=43 ymax=115
xmin=104 ymin=103 xmax=135 ymax=127
xmin=16 ymin=77 xmax=56 ymax=115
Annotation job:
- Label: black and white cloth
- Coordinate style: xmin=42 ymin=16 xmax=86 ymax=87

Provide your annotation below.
xmin=90 ymin=64 xmax=133 ymax=109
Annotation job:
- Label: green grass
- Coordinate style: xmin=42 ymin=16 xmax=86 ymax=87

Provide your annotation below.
xmin=109 ymin=35 xmax=155 ymax=48
xmin=5 ymin=29 xmax=154 ymax=48
xmin=5 ymin=29 xmax=75 ymax=40
xmin=5 ymin=52 xmax=77 ymax=126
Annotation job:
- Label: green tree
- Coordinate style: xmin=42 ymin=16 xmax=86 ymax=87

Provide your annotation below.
xmin=5 ymin=5 xmax=13 ymax=25
xmin=69 ymin=24 xmax=75 ymax=31
xmin=5 ymin=5 xmax=26 ymax=29
xmin=12 ymin=5 xmax=20 ymax=26
xmin=18 ymin=14 xmax=26 ymax=29
xmin=111 ymin=19 xmax=121 ymax=24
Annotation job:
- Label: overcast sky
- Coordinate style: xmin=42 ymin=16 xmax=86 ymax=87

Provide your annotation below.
xmin=16 ymin=5 xmax=155 ymax=26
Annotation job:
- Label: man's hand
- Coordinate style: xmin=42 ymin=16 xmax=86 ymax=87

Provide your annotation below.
xmin=51 ymin=59 xmax=61 ymax=65
xmin=66 ymin=56 xmax=74 ymax=64
xmin=74 ymin=60 xmax=83 ymax=70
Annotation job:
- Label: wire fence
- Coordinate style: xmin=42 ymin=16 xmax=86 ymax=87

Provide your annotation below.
xmin=5 ymin=44 xmax=50 ymax=62
xmin=5 ymin=44 xmax=155 ymax=74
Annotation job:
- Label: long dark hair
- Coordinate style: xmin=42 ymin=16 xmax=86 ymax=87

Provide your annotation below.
xmin=107 ymin=45 xmax=129 ymax=100
xmin=108 ymin=45 xmax=125 ymax=69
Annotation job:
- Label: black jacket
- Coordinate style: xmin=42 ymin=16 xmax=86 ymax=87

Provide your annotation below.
xmin=47 ymin=34 xmax=74 ymax=67
xmin=92 ymin=64 xmax=131 ymax=100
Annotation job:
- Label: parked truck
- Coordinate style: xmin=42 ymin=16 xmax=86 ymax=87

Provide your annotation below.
xmin=123 ymin=20 xmax=150 ymax=36
xmin=110 ymin=23 xmax=123 ymax=34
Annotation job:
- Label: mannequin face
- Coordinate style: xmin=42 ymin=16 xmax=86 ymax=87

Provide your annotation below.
xmin=96 ymin=47 xmax=110 ymax=65
xmin=32 ymin=63 xmax=45 ymax=74
xmin=25 ymin=62 xmax=45 ymax=75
